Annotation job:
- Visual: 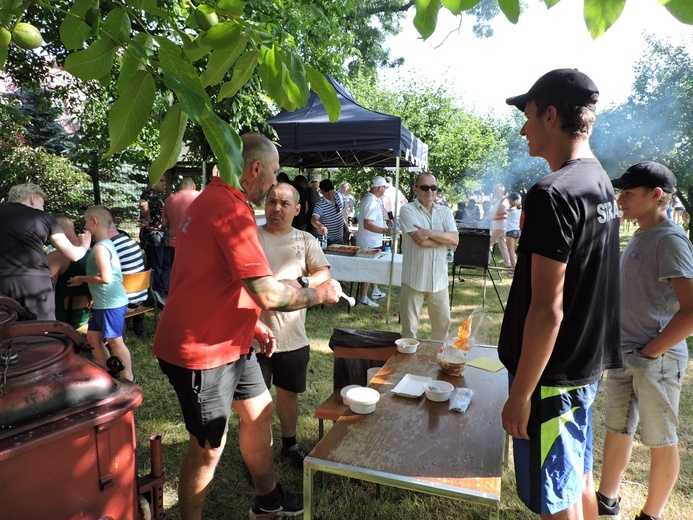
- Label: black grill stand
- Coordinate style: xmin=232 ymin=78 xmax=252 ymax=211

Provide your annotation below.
xmin=450 ymin=229 xmax=505 ymax=311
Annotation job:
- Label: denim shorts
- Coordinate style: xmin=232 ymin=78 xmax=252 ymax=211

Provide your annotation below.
xmin=604 ymin=349 xmax=687 ymax=447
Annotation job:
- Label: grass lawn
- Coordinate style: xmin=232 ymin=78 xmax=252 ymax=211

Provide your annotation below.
xmin=129 ymin=224 xmax=692 ymax=519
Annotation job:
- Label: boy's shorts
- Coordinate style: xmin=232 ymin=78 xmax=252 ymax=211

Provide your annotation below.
xmin=605 ymin=348 xmax=687 ymax=447
xmin=256 ymin=345 xmax=310 ymax=393
xmin=510 ymin=375 xmax=599 ymax=515
xmin=158 ymin=351 xmax=268 ymax=449
xmin=88 ymin=306 xmax=126 ymax=339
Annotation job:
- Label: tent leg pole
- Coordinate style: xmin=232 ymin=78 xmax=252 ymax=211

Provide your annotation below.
xmin=386 ymin=156 xmax=401 ymax=324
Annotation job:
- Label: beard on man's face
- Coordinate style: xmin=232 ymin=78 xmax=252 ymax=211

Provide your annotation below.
xmin=248 ymin=179 xmax=275 ymax=207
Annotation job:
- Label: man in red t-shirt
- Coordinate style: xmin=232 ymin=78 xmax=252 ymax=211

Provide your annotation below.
xmin=153 ymin=132 xmax=340 ymax=520
xmin=161 ymin=176 xmax=200 ymax=301
xmin=162 ymin=177 xmax=200 ymax=249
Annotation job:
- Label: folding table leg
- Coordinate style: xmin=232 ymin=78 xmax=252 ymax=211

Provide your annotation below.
xmin=503 ymin=433 xmax=509 ymax=469
xmin=303 ymin=463 xmax=315 ymax=519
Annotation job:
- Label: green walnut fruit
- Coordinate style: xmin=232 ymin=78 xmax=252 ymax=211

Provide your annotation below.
xmin=11 ymin=22 xmax=43 ymax=50
xmin=0 ymin=26 xmax=11 ymax=49
xmin=194 ymin=4 xmax=218 ymax=31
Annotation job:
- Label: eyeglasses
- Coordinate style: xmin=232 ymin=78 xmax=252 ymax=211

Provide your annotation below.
xmin=417 ymin=185 xmax=438 ymax=192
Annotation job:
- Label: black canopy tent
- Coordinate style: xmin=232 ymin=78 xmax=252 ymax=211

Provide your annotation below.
xmin=266 ymin=75 xmax=428 ymax=171
xmin=266 ymin=76 xmax=429 ymax=321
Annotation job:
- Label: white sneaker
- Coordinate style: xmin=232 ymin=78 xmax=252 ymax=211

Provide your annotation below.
xmin=370 ymin=290 xmax=386 ymax=300
xmin=357 ymin=297 xmax=379 ymax=307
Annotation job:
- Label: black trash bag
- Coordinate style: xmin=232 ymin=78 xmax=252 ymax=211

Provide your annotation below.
xmin=329 ymin=328 xmax=401 ymax=390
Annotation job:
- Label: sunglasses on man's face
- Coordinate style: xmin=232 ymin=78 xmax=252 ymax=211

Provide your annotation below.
xmin=417 ymin=184 xmax=438 ymax=192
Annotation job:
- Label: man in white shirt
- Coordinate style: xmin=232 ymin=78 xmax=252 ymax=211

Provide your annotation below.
xmin=383 ymin=176 xmax=408 ymax=219
xmin=489 ymin=183 xmax=512 ymax=269
xmin=399 ymin=173 xmax=458 ymax=340
xmin=338 ymin=182 xmax=356 ymax=224
xmin=355 ymin=175 xmax=393 ymax=306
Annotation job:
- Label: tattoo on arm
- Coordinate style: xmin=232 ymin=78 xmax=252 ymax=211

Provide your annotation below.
xmin=244 ymin=276 xmax=321 ymax=311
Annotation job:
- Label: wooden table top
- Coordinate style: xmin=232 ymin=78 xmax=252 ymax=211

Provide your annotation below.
xmin=306 ymin=341 xmax=507 ymax=499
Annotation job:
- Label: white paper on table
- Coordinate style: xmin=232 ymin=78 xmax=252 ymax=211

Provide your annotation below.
xmin=392 ymin=374 xmax=432 ymax=398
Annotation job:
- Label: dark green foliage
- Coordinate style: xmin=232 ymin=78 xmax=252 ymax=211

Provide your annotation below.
xmin=0 ymin=145 xmax=92 ymax=219
xmin=2 ymin=87 xmax=77 ymax=155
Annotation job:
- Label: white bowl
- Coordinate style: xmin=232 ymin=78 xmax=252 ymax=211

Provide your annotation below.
xmin=346 ymin=387 xmax=380 ymax=414
xmin=367 ymin=366 xmax=381 ymax=383
xmin=395 ymin=338 xmax=420 ymax=354
xmin=423 ymin=380 xmax=455 ymax=402
xmin=340 ymin=384 xmax=362 ymax=405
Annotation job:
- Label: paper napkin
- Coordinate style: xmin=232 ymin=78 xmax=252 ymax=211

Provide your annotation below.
xmin=467 ymin=357 xmax=505 ymax=373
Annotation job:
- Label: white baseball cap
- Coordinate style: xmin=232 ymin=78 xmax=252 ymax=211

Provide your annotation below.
xmin=371 ymin=175 xmax=387 ymax=188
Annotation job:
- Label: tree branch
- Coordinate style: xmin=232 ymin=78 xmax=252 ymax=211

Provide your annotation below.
xmin=346 ymin=1 xmax=416 ymax=21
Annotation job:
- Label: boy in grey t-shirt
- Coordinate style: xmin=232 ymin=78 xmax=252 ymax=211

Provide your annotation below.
xmin=597 ymin=162 xmax=693 ymax=520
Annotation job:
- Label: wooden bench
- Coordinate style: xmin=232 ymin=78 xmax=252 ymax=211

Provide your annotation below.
xmin=315 ymin=345 xmax=397 ymax=439
xmin=62 ymin=270 xmax=158 ymax=335
xmin=122 ymin=269 xmax=159 ymax=324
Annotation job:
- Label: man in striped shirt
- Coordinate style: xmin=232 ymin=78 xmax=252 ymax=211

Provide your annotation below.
xmin=311 ymin=179 xmax=346 ymax=245
xmin=108 ymin=222 xmax=147 ymax=337
xmin=398 ymin=173 xmax=458 ymax=340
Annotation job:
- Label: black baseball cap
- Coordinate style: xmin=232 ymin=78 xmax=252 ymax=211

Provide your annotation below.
xmin=319 ymin=179 xmax=335 ymax=192
xmin=611 ymin=161 xmax=676 ymax=193
xmin=506 ymin=68 xmax=599 ymax=111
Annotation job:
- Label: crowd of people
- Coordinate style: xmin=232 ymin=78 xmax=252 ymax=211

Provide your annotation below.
xmin=1 ymin=68 xmax=692 ymax=520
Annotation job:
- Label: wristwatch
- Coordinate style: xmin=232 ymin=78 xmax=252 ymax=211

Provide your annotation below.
xmin=297 ymin=276 xmax=309 ymax=288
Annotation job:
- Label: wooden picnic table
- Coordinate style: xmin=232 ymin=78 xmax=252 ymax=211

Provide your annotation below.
xmin=303 ymin=340 xmax=508 ymax=519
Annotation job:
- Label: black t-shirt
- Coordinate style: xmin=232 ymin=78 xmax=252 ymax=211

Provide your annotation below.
xmin=0 ymin=203 xmax=63 ymax=277
xmin=498 ymin=158 xmax=622 ymax=386
xmin=291 ymin=184 xmax=313 ymax=229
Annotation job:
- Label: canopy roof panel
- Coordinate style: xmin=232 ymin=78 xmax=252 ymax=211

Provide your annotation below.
xmin=267 ymin=75 xmax=428 ymax=170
